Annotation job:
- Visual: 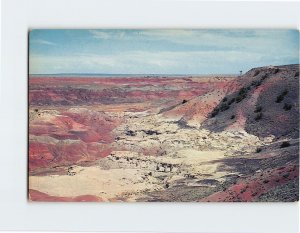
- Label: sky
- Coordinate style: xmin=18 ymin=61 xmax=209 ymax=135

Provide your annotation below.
xmin=29 ymin=29 xmax=299 ymax=75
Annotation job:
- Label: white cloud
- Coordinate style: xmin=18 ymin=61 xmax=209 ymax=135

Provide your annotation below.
xmin=31 ymin=39 xmax=56 ymax=46
xmin=139 ymin=29 xmax=292 ymax=50
xmin=30 ymin=49 xmax=275 ymax=74
xmin=89 ymin=30 xmax=126 ymax=40
xmin=88 ymin=29 xmax=296 ymax=54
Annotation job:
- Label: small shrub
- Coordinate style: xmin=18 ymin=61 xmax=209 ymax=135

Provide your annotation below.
xmin=256 ymin=148 xmax=262 ymax=153
xmin=283 ymin=103 xmax=292 ymax=111
xmin=228 ymin=98 xmax=235 ymax=105
xmin=280 ymin=141 xmax=290 ymax=148
xmin=283 ymin=173 xmax=289 ymax=179
xmin=253 ymin=70 xmax=260 ymax=77
xmin=256 ymin=81 xmax=262 ymax=87
xmin=282 ymin=89 xmax=288 ymax=96
xmin=276 ymin=89 xmax=288 ymax=103
xmin=230 ymin=115 xmax=235 ymax=119
xmin=235 ymin=88 xmax=248 ymax=103
xmin=241 ymin=187 xmax=247 ymax=194
xmin=211 ymin=108 xmax=219 ymax=118
xmin=222 ymin=97 xmax=228 ymax=102
xmin=220 ymin=103 xmax=230 ymax=112
xmin=182 ymin=99 xmax=187 ymax=104
xmin=252 ymin=80 xmax=262 ymax=87
xmin=238 ymin=87 xmax=247 ymax=96
xmin=165 ymin=183 xmax=170 ymax=188
xmin=255 ymin=112 xmax=263 ymax=121
xmin=236 ymin=94 xmax=246 ymax=103
xmin=261 ymin=74 xmax=268 ymax=80
xmin=254 ymin=106 xmax=262 ymax=113
xmin=263 ymin=180 xmax=269 ymax=184
xmin=276 ymin=94 xmax=284 ymax=103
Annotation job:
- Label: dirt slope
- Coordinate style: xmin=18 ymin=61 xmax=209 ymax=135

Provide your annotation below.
xmin=203 ymin=64 xmax=299 ymax=139
xmin=200 ymin=64 xmax=299 ymax=202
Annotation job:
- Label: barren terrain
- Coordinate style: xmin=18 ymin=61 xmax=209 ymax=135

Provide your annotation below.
xmin=29 ymin=65 xmax=299 ymax=202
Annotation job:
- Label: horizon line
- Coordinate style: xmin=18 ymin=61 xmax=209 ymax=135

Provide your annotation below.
xmin=29 ymin=72 xmax=239 ymax=76
xmin=28 ymin=64 xmax=300 ymax=77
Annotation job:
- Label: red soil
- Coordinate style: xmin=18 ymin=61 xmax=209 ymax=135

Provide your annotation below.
xmin=29 ymin=76 xmax=237 ymax=171
xmin=163 ymin=78 xmax=239 ymax=123
xmin=29 ymin=189 xmax=103 ymax=202
xmin=29 ymin=140 xmax=112 ymax=171
xmin=201 ymin=164 xmax=298 ymax=202
xmin=29 ymin=77 xmax=234 ymax=110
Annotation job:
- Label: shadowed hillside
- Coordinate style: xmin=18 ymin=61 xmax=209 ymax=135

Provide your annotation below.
xmin=198 ymin=64 xmax=299 ymax=202
xmin=203 ymin=64 xmax=299 ymax=139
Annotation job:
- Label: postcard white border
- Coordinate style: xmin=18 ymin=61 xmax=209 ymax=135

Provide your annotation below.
xmin=1 ymin=0 xmax=299 ymax=232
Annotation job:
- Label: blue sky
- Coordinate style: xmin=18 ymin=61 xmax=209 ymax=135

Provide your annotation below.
xmin=29 ymin=29 xmax=299 ymax=75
